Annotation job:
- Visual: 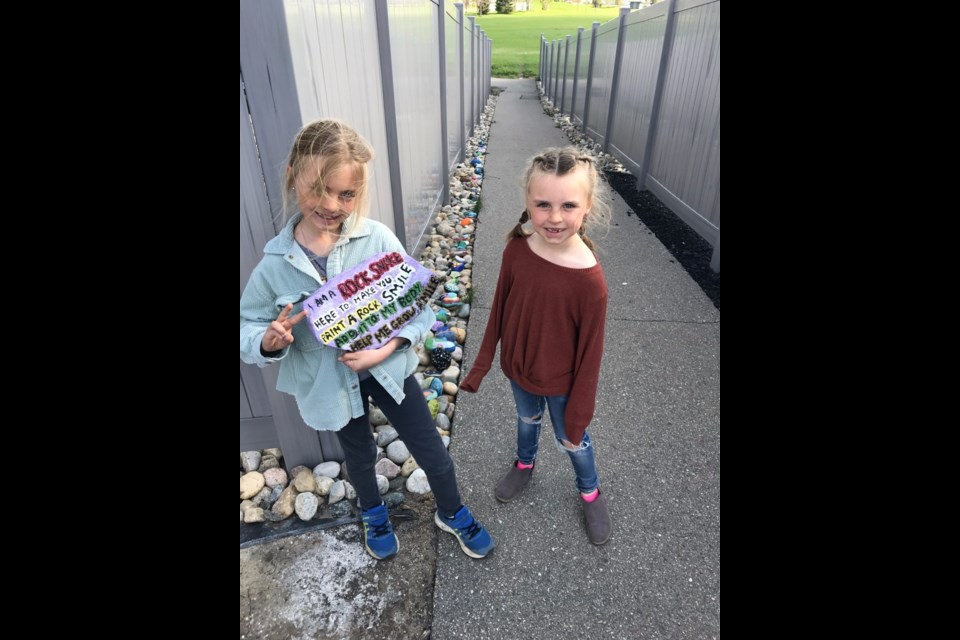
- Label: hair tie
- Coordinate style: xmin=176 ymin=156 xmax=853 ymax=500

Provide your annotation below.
xmin=518 ymin=210 xmax=529 ymax=224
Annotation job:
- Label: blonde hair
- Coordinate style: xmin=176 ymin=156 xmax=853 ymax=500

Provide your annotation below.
xmin=281 ymin=119 xmax=374 ymax=238
xmin=507 ymin=147 xmax=611 ymax=251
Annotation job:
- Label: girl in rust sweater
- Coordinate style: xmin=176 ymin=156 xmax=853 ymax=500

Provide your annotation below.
xmin=460 ymin=148 xmax=612 ymax=545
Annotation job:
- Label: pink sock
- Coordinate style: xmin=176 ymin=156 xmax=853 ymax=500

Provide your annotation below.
xmin=581 ymin=488 xmax=599 ymax=503
xmin=516 ymin=461 xmax=534 ymax=470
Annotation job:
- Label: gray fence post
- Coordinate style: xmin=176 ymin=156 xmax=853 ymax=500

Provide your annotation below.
xmin=554 ymin=40 xmax=562 ymax=103
xmin=481 ymin=32 xmax=486 ymax=98
xmin=560 ymin=34 xmax=571 ymax=115
xmin=540 ymin=34 xmax=545 ymax=84
xmin=637 ymin=0 xmax=677 ymax=190
xmin=548 ymin=40 xmax=555 ymax=100
xmin=486 ymin=32 xmax=490 ymax=98
xmin=437 ymin=0 xmax=450 ymax=206
xmin=374 ymin=0 xmax=407 ymax=242
xmin=475 ymin=26 xmax=480 ymax=116
xmin=480 ymin=31 xmax=490 ymax=97
xmin=468 ymin=16 xmax=476 ymax=135
xmin=474 ymin=28 xmax=480 ymax=119
xmin=456 ymin=3 xmax=465 ymax=164
xmin=571 ymin=27 xmax=584 ymax=124
xmin=544 ymin=35 xmax=549 ymax=87
xmin=603 ymin=7 xmax=630 ymax=154
xmin=477 ymin=29 xmax=487 ymax=112
xmin=485 ymin=34 xmax=490 ymax=98
xmin=548 ymin=40 xmax=554 ymax=100
xmin=550 ymin=38 xmax=560 ymax=105
xmin=582 ymin=22 xmax=599 ymax=134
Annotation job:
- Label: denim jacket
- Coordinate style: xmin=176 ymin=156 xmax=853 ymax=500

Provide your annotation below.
xmin=240 ymin=214 xmax=434 ymax=431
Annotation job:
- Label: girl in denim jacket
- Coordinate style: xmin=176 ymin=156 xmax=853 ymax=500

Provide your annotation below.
xmin=241 ymin=119 xmax=493 ymax=560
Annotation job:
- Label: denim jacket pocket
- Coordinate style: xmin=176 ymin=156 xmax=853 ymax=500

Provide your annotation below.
xmin=274 ymin=290 xmax=313 ymax=313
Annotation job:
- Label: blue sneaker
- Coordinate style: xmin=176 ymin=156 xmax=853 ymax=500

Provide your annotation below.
xmin=434 ymin=505 xmax=495 ymax=558
xmin=360 ymin=503 xmax=398 ymax=560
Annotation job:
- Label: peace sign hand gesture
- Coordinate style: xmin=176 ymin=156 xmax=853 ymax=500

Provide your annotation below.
xmin=261 ymin=303 xmax=307 ymax=353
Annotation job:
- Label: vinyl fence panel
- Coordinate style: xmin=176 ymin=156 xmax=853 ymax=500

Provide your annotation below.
xmin=647 ymin=0 xmax=720 ymax=242
xmin=585 ymin=19 xmax=620 ymax=144
xmin=387 ymin=0 xmax=445 ymax=250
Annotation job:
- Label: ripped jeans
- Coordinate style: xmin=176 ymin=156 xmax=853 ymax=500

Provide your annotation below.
xmin=510 ymin=380 xmax=599 ymax=493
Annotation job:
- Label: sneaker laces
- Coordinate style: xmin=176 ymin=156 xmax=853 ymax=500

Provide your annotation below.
xmin=458 ymin=518 xmax=482 ymax=540
xmin=366 ymin=521 xmax=391 ymax=538
xmin=363 ymin=509 xmax=391 ymax=538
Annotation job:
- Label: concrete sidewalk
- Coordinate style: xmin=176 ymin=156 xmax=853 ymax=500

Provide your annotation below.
xmin=432 ymin=78 xmax=720 ymax=639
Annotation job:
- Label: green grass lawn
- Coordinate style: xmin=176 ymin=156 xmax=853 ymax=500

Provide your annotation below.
xmin=472 ymin=3 xmax=622 ymax=78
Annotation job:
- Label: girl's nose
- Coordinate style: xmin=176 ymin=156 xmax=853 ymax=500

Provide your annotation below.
xmin=319 ymin=193 xmax=339 ymax=212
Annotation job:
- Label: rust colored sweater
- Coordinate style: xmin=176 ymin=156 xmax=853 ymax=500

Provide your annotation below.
xmin=460 ymin=237 xmax=608 ymax=445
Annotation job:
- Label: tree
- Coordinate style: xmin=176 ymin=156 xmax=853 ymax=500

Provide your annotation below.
xmin=496 ymin=0 xmax=514 ymax=13
xmin=477 ymin=0 xmax=490 ymax=15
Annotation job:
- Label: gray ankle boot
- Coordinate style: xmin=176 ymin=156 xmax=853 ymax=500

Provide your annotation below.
xmin=494 ymin=461 xmax=534 ymax=502
xmin=582 ymin=490 xmax=611 ymax=545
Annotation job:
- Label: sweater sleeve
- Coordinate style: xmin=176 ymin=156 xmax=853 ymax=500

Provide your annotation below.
xmin=562 ymin=283 xmax=608 ymax=445
xmin=459 ymin=246 xmax=512 ymax=393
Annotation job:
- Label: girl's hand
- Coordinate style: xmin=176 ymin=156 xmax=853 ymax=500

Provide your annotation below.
xmin=338 ymin=338 xmax=407 ymax=372
xmin=261 ymin=303 xmax=307 ymax=352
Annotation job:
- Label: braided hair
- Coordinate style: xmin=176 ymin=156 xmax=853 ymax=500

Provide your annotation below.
xmin=506 ymin=147 xmax=610 ymax=251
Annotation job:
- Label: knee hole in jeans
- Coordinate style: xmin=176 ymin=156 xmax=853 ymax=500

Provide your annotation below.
xmin=555 ymin=437 xmax=591 ymax=454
